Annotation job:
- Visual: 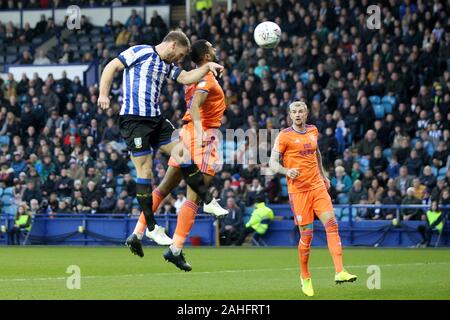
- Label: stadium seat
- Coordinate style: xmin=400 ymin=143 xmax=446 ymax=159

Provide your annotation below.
xmin=383 ymin=148 xmax=392 ymax=161
xmin=5 ymin=55 xmax=17 ymax=64
xmin=3 ymin=187 xmax=13 ymax=196
xmin=69 ymin=43 xmax=79 ymax=51
xmin=47 ymin=51 xmax=56 ymax=61
xmin=90 ymin=28 xmax=101 ymax=35
xmin=431 ymin=167 xmax=439 ymax=177
xmin=6 ymin=46 xmax=17 ymax=54
xmin=18 ymin=45 xmax=29 ymax=53
xmin=91 ymin=35 xmax=102 ymax=43
xmin=0 ymin=135 xmax=10 ymax=146
xmin=438 ymin=167 xmax=448 ymax=176
xmin=382 ymin=102 xmax=393 ymax=114
xmin=358 ymin=157 xmax=370 ymax=173
xmin=1 ymin=195 xmax=13 ymax=206
xmin=372 ymin=104 xmax=385 ymax=119
xmin=32 ymin=37 xmax=43 ymax=45
xmin=369 ymin=96 xmax=381 ymax=105
xmin=104 ymin=35 xmax=115 ymax=43
xmin=281 ymin=185 xmax=288 ymax=198
xmin=67 ymin=34 xmax=78 ymax=44
xmin=337 ymin=193 xmax=349 ymax=205
xmin=80 ymin=44 xmax=91 ymax=52
xmin=78 ymin=35 xmax=90 ymax=43
xmin=382 ymin=95 xmax=397 ymax=107
xmin=280 ymin=177 xmax=288 ymax=197
xmin=334 ymin=207 xmax=343 ymax=220
xmin=300 ymin=71 xmax=309 ymax=84
xmin=4 ymin=204 xmax=17 ymax=216
xmin=427 ymin=144 xmax=435 ymax=156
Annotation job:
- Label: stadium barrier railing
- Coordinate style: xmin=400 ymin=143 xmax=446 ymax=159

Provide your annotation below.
xmin=0 ymin=205 xmax=448 ymax=247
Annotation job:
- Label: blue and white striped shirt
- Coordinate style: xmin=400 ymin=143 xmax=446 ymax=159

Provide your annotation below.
xmin=117 ymin=45 xmax=182 ymax=117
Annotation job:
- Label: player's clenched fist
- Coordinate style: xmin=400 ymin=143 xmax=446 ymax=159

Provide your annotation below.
xmin=286 ymin=168 xmax=300 ymax=179
xmin=98 ymin=95 xmax=110 ymax=110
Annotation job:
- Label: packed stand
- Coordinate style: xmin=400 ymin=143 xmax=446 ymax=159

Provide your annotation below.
xmin=0 ymin=0 xmax=449 ymax=223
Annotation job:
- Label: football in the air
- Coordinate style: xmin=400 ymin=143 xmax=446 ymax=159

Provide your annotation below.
xmin=253 ymin=21 xmax=282 ymax=49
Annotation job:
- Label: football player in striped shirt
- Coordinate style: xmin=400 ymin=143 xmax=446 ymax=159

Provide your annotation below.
xmin=98 ymin=30 xmax=227 ymax=252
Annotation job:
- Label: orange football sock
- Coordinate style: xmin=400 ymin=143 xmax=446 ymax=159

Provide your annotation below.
xmin=172 ymin=200 xmax=199 ymax=249
xmin=298 ymin=229 xmax=313 ymax=279
xmin=324 ymin=217 xmax=344 ymax=273
xmin=133 ymin=188 xmax=165 ymax=235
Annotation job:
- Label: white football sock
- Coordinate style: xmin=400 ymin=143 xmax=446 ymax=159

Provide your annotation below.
xmin=135 ymin=232 xmax=144 ymax=240
xmin=170 ymin=244 xmax=181 ymax=256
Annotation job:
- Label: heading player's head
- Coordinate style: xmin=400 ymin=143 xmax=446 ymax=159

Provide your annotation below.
xmin=161 ymin=30 xmax=191 ymax=63
xmin=190 ymin=40 xmax=217 ymax=66
xmin=289 ymin=101 xmax=308 ymax=127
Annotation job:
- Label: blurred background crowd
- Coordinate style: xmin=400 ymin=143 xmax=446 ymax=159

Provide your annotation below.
xmin=0 ymin=0 xmax=449 ymax=223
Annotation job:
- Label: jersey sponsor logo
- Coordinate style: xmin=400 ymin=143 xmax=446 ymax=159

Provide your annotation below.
xmin=299 ymin=150 xmax=316 ymax=156
xmin=299 ymin=143 xmax=315 ymax=156
xmin=134 ymin=137 xmax=143 ymax=149
xmin=310 ymin=135 xmax=316 ymax=142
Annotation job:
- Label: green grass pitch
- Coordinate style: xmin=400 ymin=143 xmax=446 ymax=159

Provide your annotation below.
xmin=0 ymin=246 xmax=449 ymax=300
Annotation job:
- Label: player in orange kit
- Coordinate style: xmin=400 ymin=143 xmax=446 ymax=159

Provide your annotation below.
xmin=129 ymin=40 xmax=228 ymax=270
xmin=269 ymin=101 xmax=357 ymax=297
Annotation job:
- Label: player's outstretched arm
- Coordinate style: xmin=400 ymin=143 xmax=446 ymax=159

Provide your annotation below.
xmin=98 ymin=58 xmax=125 ymax=110
xmin=316 ymin=147 xmax=330 ymax=189
xmin=176 ymin=62 xmax=224 ymax=85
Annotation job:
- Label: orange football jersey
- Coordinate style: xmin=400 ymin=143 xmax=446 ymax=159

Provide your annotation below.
xmin=273 ymin=125 xmax=325 ymax=193
xmin=182 ymin=71 xmax=226 ymax=129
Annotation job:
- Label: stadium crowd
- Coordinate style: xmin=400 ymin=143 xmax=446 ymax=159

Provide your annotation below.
xmin=0 ymin=0 xmax=449 ymax=224
xmin=0 ymin=0 xmax=171 ymax=10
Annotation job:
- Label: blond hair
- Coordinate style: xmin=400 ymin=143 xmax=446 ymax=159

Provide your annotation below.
xmin=163 ymin=30 xmax=191 ymax=49
xmin=288 ymin=101 xmax=308 ymax=112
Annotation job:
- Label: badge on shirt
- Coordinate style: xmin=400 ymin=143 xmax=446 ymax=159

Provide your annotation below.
xmin=134 ymin=137 xmax=142 ymax=149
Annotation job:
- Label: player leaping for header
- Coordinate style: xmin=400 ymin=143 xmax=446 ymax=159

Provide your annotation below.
xmin=269 ymin=101 xmax=357 ymax=297
xmin=127 ymin=40 xmax=229 ymax=268
xmin=98 ymin=31 xmax=228 ymax=249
